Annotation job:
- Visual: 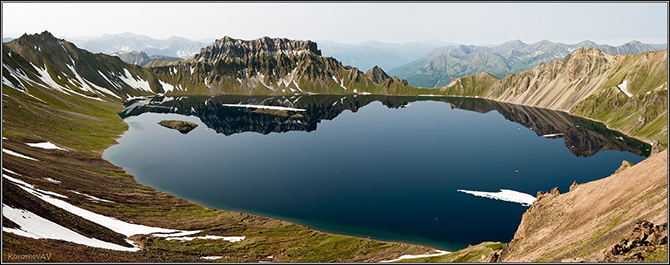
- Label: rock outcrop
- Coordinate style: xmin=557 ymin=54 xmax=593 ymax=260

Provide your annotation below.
xmin=365 ymin=66 xmax=391 ymax=84
xmin=605 ymin=220 xmax=668 ymax=262
xmin=157 ymin=120 xmax=198 ymax=134
xmin=194 ymin=36 xmax=321 ymax=62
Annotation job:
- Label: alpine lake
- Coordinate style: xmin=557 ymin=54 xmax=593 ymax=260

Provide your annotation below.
xmin=103 ymin=95 xmax=649 ymax=251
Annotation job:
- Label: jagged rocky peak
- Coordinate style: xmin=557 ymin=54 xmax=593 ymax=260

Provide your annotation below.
xmin=12 ymin=30 xmax=63 ymax=51
xmin=364 ymin=65 xmax=391 ymax=84
xmin=7 ymin=31 xmax=73 ymax=65
xmin=194 ymin=36 xmax=321 ymax=62
xmin=18 ymin=30 xmax=57 ymax=43
xmin=571 ymin=47 xmax=607 ymax=57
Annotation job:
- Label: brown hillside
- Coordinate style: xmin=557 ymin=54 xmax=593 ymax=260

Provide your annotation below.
xmin=500 ymin=150 xmax=668 ymax=262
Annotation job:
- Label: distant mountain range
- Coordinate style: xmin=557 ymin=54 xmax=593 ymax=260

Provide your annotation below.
xmin=389 ymin=40 xmax=666 ymax=88
xmin=66 ymin=32 xmax=207 ymax=59
xmin=318 ymin=39 xmax=458 ymax=72
xmin=111 ymin=51 xmax=182 ymax=66
xmin=44 ymin=32 xmax=666 ymax=89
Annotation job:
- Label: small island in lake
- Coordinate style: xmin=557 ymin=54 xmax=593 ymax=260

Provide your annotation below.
xmin=158 ymin=120 xmax=198 ymax=134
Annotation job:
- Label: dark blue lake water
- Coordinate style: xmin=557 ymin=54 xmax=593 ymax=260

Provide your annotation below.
xmin=103 ymin=95 xmax=649 ymax=251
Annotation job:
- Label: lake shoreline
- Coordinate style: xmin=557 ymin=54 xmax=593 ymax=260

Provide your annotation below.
xmin=103 ymin=95 xmax=647 ymax=255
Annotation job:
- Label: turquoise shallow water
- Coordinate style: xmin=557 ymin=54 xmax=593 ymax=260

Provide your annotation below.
xmin=103 ymin=95 xmax=647 ymax=251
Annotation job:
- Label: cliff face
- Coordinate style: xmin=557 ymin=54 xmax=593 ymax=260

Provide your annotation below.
xmin=193 ymin=36 xmax=321 ymax=62
xmin=147 ymin=36 xmax=415 ymax=96
xmin=498 ymin=150 xmax=667 ymax=262
xmin=441 ymin=48 xmax=668 ymax=152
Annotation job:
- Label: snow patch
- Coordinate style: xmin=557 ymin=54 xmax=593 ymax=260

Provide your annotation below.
xmin=332 ymin=75 xmax=347 ymax=90
xmin=151 ymin=230 xmax=202 ymax=238
xmin=541 ymin=133 xmax=564 ymax=138
xmin=44 ymin=178 xmax=61 ymax=184
xmin=380 ymin=250 xmax=450 ymax=263
xmin=119 ymin=69 xmax=153 ymax=92
xmin=2 ymin=204 xmax=141 ymax=251
xmin=159 ymin=80 xmax=175 ymax=92
xmin=3 ymin=149 xmax=38 ymax=161
xmin=201 ymin=256 xmax=224 ymax=260
xmin=2 ymin=174 xmax=181 ymax=237
xmin=2 ymin=168 xmax=21 ymax=176
xmin=221 ymin=104 xmax=306 ymax=112
xmin=97 ymin=70 xmax=120 ymax=89
xmin=166 ymin=235 xmax=246 ymax=242
xmin=457 ymin=189 xmax=536 ymax=207
xmin=257 ymin=73 xmax=275 ymax=91
xmin=26 ymin=142 xmax=67 ymax=151
xmin=618 ymin=80 xmax=633 ymax=97
xmin=69 ymin=190 xmax=114 ymax=203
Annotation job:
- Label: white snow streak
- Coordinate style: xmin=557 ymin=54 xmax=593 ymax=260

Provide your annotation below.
xmin=159 ymin=80 xmax=175 ymax=92
xmin=26 ymin=142 xmax=67 ymax=151
xmin=44 ymin=178 xmax=61 ymax=184
xmin=618 ymin=80 xmax=633 ymax=97
xmin=69 ymin=190 xmax=114 ymax=203
xmin=380 ymin=250 xmax=450 ymax=263
xmin=2 ymin=173 xmax=245 ymax=252
xmin=457 ymin=189 xmax=536 ymax=207
xmin=166 ymin=235 xmax=246 ymax=242
xmin=2 ymin=205 xmax=141 ymax=251
xmin=3 ymin=149 xmax=39 ymax=161
xmin=119 ymin=69 xmax=153 ymax=92
xmin=220 ymin=104 xmax=306 ymax=112
xmin=151 ymin=230 xmax=202 ymax=238
xmin=2 ymin=174 xmax=180 ymax=237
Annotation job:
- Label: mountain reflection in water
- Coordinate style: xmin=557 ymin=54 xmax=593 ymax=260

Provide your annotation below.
xmin=120 ymin=95 xmax=650 ymax=158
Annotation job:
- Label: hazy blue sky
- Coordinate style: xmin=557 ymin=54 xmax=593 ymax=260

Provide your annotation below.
xmin=2 ymin=2 xmax=668 ymax=45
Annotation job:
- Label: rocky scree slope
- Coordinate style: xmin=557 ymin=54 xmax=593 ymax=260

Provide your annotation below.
xmin=439 ymin=47 xmax=668 ymax=153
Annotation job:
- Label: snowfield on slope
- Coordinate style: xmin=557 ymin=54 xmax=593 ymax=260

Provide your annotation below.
xmin=2 ymin=172 xmax=246 ymax=252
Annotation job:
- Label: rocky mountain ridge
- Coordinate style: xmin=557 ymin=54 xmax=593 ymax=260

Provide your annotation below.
xmin=145 ymin=35 xmax=418 ymax=96
xmin=391 ymin=39 xmax=665 ymax=88
xmin=2 ymin=31 xmax=162 ymax=101
xmin=194 ymin=36 xmax=321 ymax=62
